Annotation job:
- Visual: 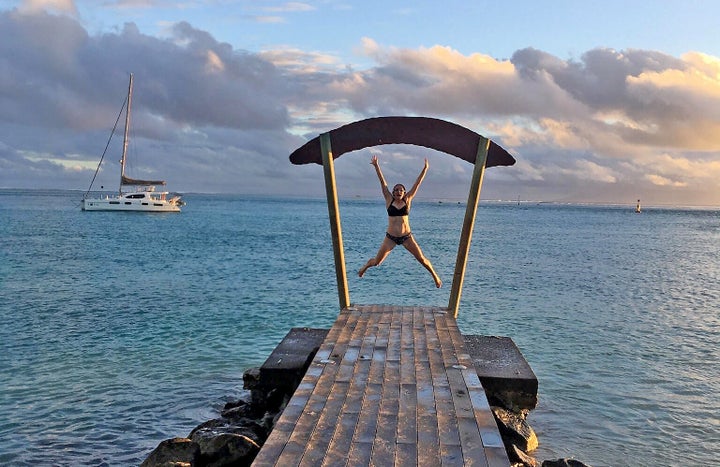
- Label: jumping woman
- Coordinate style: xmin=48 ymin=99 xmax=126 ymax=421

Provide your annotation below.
xmin=358 ymin=155 xmax=442 ymax=288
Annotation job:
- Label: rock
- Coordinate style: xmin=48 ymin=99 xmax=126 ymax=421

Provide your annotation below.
xmin=492 ymin=406 xmax=538 ymax=452
xmin=140 ymin=437 xmax=200 ymax=467
xmin=189 ymin=418 xmax=266 ymax=444
xmin=510 ymin=444 xmax=539 ymax=467
xmin=242 ymin=367 xmax=261 ymax=390
xmin=222 ymin=398 xmax=248 ymax=412
xmin=541 ymin=459 xmax=592 ymax=467
xmin=264 ymin=387 xmax=289 ymax=412
xmin=194 ymin=433 xmax=260 ymax=467
xmin=221 ymin=401 xmax=258 ymax=420
xmin=189 ymin=419 xmax=263 ymax=466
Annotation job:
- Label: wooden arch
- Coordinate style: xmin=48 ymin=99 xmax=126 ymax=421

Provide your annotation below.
xmin=290 ymin=116 xmax=516 ymax=317
xmin=290 ymin=116 xmax=515 ymax=167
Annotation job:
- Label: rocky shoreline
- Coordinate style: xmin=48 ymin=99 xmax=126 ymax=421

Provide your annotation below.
xmin=142 ymin=329 xmax=590 ymax=467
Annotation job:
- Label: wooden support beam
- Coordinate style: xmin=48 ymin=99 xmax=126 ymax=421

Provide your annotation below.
xmin=320 ymin=132 xmax=350 ymax=309
xmin=448 ymin=137 xmax=489 ymax=318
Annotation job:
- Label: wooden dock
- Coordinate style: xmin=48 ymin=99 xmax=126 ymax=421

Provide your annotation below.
xmin=252 ymin=304 xmax=510 ymax=466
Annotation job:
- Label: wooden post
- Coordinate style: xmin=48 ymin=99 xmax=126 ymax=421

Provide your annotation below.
xmin=448 ymin=137 xmax=489 ymax=318
xmin=320 ymin=132 xmax=350 ymax=309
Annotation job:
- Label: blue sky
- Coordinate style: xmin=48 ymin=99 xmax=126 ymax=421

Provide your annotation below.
xmin=75 ymin=1 xmax=720 ymax=62
xmin=2 ymin=0 xmax=720 ymax=205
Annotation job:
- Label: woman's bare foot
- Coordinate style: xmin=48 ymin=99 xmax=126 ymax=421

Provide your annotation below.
xmin=433 ymin=275 xmax=442 ymax=288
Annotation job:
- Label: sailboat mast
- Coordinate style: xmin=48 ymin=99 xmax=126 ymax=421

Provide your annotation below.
xmin=119 ymin=73 xmax=133 ymax=195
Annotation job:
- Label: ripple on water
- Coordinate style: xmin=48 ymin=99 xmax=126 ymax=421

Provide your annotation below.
xmin=2 ymin=194 xmax=719 ymax=466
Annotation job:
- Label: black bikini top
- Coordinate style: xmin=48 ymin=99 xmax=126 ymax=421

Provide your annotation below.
xmin=387 ymin=201 xmax=409 ymax=217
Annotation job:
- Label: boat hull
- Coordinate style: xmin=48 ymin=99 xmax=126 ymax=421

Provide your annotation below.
xmin=82 ymin=194 xmax=182 ymax=212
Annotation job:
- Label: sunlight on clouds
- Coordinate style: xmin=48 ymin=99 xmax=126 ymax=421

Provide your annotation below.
xmin=430 ymin=46 xmax=513 ymax=76
xmin=644 ymin=174 xmax=687 ymax=187
xmin=23 ymin=151 xmax=97 ymax=171
xmin=593 ymin=110 xmax=659 ymax=133
xmin=614 ymin=151 xmax=720 ymax=192
xmin=630 ymin=67 xmax=720 ymax=98
xmin=628 ymin=52 xmax=720 ymax=120
xmin=681 ymin=52 xmax=720 ymax=81
xmin=329 ymin=72 xmax=367 ymax=93
xmin=259 ymin=48 xmax=340 ymax=73
xmin=364 ymin=38 xmax=514 ymax=78
xmin=514 ymin=159 xmax=618 ymax=183
xmin=569 ymin=159 xmax=617 ymax=183
xmin=514 ymin=157 xmax=618 ymax=185
xmin=664 ymin=121 xmax=720 ymax=151
xmin=19 ymin=0 xmax=77 ymax=15
xmin=287 ymin=103 xmax=356 ymax=136
xmin=357 ymin=38 xmax=583 ymax=120
xmin=539 ymin=119 xmax=591 ymax=150
xmin=359 ymin=37 xmax=380 ymax=56
xmin=205 ymin=49 xmax=225 ymax=73
xmin=4 ymin=5 xmax=720 ymax=204
xmin=486 ymin=119 xmax=546 ymax=147
xmin=347 ymin=41 xmax=720 ymax=194
xmin=489 ymin=118 xmax=591 ymax=152
xmin=644 ymin=153 xmax=720 ymax=182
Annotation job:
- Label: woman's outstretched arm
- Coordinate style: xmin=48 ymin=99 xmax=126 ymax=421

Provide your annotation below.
xmin=371 ymin=155 xmax=392 ymax=202
xmin=406 ymin=158 xmax=429 ymax=200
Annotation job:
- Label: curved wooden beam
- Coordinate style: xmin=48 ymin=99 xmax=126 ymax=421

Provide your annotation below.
xmin=289 ymin=116 xmax=515 ymax=167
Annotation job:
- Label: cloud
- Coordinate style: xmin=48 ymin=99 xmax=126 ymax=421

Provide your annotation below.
xmin=18 ymin=0 xmax=77 ymax=15
xmin=259 ymin=47 xmax=341 ymax=73
xmin=263 ymin=2 xmax=314 ymax=13
xmin=0 ymin=9 xmax=302 ymax=194
xmin=244 ymin=1 xmax=314 ymax=24
xmin=343 ymin=38 xmax=532 ymax=116
xmin=1 ymin=7 xmax=720 ymax=205
xmin=567 ymin=159 xmax=617 ymax=183
xmin=250 ymin=15 xmax=285 ymax=24
xmin=307 ymin=41 xmax=720 ymax=202
xmin=645 ymin=174 xmax=687 ymax=187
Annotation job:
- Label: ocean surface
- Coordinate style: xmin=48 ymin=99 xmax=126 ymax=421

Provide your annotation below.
xmin=1 ymin=189 xmax=718 ymax=466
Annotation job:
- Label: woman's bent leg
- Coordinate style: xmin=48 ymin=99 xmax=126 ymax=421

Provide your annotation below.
xmin=359 ymin=237 xmax=395 ymax=277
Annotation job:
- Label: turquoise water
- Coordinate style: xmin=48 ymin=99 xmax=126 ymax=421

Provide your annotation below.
xmin=1 ymin=190 xmax=718 ymax=466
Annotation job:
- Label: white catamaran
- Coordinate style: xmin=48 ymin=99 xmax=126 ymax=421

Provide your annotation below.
xmin=82 ymin=74 xmax=184 ymax=212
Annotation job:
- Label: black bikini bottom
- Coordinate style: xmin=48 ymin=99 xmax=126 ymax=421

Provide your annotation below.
xmin=386 ymin=232 xmax=412 ymax=245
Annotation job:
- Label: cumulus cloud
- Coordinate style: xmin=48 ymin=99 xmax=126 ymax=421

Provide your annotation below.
xmin=326 ymin=42 xmax=720 ymax=203
xmin=0 ymin=8 xmax=305 ymax=194
xmin=1 ymin=6 xmax=720 ymax=205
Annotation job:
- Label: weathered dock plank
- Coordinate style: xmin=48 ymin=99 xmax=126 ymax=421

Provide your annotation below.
xmin=252 ymin=305 xmax=510 ymax=466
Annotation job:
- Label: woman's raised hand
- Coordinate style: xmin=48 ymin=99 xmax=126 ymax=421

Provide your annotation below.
xmin=371 ymin=155 xmax=379 ymax=166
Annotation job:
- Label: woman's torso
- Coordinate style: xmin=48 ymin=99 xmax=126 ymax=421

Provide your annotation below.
xmin=386 ymin=200 xmax=411 ymax=235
